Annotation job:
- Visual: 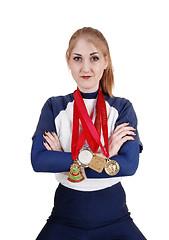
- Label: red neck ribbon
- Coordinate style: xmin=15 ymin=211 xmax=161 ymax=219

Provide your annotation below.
xmin=71 ymin=88 xmax=109 ymax=161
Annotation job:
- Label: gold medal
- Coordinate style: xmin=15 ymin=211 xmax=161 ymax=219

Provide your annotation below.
xmin=89 ymin=155 xmax=106 ymax=173
xmin=104 ymin=159 xmax=120 ymax=176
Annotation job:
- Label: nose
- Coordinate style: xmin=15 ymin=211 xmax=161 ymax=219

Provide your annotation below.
xmin=81 ymin=60 xmax=91 ymax=73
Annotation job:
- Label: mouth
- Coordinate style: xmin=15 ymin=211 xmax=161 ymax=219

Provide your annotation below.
xmin=81 ymin=76 xmax=92 ymax=79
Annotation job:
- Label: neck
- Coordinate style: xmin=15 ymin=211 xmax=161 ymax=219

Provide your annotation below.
xmin=78 ymin=88 xmax=99 ymax=99
xmin=77 ymin=84 xmax=100 ymax=94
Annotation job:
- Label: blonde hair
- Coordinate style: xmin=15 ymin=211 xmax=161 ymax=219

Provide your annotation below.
xmin=66 ymin=27 xmax=114 ymax=97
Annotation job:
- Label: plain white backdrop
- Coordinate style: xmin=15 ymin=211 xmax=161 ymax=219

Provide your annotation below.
xmin=0 ymin=0 xmax=168 ymax=239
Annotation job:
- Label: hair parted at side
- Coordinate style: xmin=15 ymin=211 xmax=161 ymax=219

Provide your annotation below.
xmin=66 ymin=27 xmax=114 ymax=97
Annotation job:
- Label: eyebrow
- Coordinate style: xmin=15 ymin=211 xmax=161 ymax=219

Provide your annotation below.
xmin=72 ymin=52 xmax=99 ymax=56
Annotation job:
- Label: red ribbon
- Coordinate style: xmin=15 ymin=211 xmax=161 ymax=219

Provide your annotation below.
xmin=71 ymin=88 xmax=109 ymax=161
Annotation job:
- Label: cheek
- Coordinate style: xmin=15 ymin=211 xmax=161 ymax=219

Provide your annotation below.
xmin=71 ymin=71 xmax=78 ymax=81
xmin=70 ymin=66 xmax=78 ymax=77
xmin=70 ymin=68 xmax=80 ymax=83
xmin=94 ymin=64 xmax=105 ymax=77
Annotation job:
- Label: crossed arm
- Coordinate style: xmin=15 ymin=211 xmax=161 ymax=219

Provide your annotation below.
xmin=31 ymin=122 xmax=140 ymax=177
xmin=43 ymin=122 xmax=135 ymax=158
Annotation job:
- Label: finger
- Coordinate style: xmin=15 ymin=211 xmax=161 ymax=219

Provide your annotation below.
xmin=114 ymin=126 xmax=136 ymax=137
xmin=43 ymin=141 xmax=52 ymax=150
xmin=51 ymin=131 xmax=58 ymax=140
xmin=109 ymin=135 xmax=134 ymax=152
xmin=51 ymin=132 xmax=61 ymax=145
xmin=118 ymin=130 xmax=136 ymax=139
xmin=43 ymin=134 xmax=57 ymax=150
xmin=113 ymin=122 xmax=129 ymax=134
xmin=44 ymin=130 xmax=56 ymax=142
xmin=43 ymin=132 xmax=62 ymax=151
xmin=108 ymin=129 xmax=136 ymax=147
xmin=44 ymin=131 xmax=58 ymax=146
xmin=120 ymin=136 xmax=135 ymax=145
xmin=109 ymin=136 xmax=134 ymax=150
xmin=109 ymin=126 xmax=135 ymax=144
xmin=45 ymin=131 xmax=61 ymax=146
xmin=51 ymin=132 xmax=62 ymax=149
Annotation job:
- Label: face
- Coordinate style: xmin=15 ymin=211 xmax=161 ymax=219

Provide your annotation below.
xmin=68 ymin=38 xmax=108 ymax=93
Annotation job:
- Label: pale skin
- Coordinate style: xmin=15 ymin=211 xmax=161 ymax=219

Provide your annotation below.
xmin=43 ymin=38 xmax=136 ymax=158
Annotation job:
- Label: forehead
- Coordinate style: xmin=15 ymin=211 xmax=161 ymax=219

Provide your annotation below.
xmin=72 ymin=38 xmax=99 ymax=55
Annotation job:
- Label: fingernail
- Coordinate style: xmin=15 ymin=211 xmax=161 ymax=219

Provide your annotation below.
xmin=44 ymin=130 xmax=49 ymax=135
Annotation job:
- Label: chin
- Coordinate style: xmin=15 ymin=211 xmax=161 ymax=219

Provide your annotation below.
xmin=78 ymin=83 xmax=99 ymax=93
xmin=79 ymin=86 xmax=98 ymax=93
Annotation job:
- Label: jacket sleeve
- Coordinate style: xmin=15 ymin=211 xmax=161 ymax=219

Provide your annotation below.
xmin=85 ymin=99 xmax=143 ymax=179
xmin=85 ymin=141 xmax=140 ymax=178
xmin=31 ymin=98 xmax=73 ymax=173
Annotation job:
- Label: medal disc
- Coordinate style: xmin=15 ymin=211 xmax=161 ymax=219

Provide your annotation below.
xmin=78 ymin=149 xmax=93 ymax=167
xmin=89 ymin=155 xmax=106 ymax=173
xmin=104 ymin=160 xmax=120 ymax=176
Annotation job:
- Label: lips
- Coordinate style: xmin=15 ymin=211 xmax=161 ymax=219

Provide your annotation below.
xmin=81 ymin=76 xmax=92 ymax=79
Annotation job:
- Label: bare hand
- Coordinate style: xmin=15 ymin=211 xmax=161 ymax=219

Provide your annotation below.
xmin=96 ymin=122 xmax=136 ymax=159
xmin=108 ymin=122 xmax=136 ymax=157
xmin=43 ymin=131 xmax=63 ymax=151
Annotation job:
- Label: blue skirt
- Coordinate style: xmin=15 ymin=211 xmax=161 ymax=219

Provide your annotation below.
xmin=36 ymin=182 xmax=146 ymax=240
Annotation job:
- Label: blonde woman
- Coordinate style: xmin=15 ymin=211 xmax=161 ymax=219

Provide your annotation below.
xmin=31 ymin=27 xmax=146 ymax=240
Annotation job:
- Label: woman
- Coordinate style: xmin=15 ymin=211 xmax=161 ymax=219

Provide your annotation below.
xmin=31 ymin=27 xmax=146 ymax=240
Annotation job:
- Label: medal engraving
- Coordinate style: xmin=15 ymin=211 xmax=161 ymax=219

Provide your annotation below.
xmin=89 ymin=155 xmax=106 ymax=173
xmin=78 ymin=149 xmax=93 ymax=167
xmin=104 ymin=159 xmax=120 ymax=176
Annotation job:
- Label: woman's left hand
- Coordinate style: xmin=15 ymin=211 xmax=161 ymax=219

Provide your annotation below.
xmin=96 ymin=122 xmax=136 ymax=159
xmin=43 ymin=131 xmax=63 ymax=151
xmin=108 ymin=123 xmax=136 ymax=158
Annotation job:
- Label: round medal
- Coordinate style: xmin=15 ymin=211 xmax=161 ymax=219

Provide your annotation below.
xmin=78 ymin=148 xmax=93 ymax=167
xmin=104 ymin=159 xmax=120 ymax=176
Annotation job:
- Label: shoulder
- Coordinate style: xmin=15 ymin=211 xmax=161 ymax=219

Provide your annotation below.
xmin=48 ymin=93 xmax=74 ymax=106
xmin=42 ymin=93 xmax=74 ymax=117
xmin=104 ymin=94 xmax=132 ymax=114
xmin=105 ymin=95 xmax=138 ymax=127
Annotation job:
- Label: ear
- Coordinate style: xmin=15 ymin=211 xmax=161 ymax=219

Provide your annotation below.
xmin=104 ymin=56 xmax=108 ymax=69
xmin=67 ymin=59 xmax=71 ymax=70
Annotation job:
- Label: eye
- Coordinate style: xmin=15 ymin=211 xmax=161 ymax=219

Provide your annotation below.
xmin=73 ymin=56 xmax=82 ymax=61
xmin=91 ymin=56 xmax=99 ymax=61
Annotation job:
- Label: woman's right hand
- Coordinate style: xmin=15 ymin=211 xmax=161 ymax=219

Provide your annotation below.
xmin=43 ymin=131 xmax=63 ymax=151
xmin=108 ymin=122 xmax=136 ymax=158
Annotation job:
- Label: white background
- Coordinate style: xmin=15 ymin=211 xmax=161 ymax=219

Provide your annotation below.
xmin=0 ymin=0 xmax=168 ymax=239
